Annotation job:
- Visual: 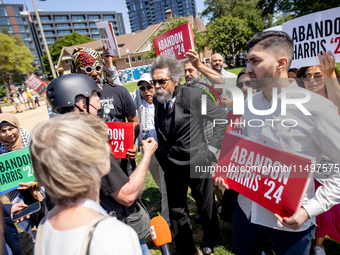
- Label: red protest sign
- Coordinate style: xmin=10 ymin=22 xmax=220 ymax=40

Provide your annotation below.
xmin=152 ymin=23 xmax=195 ymax=61
xmin=227 ymin=110 xmax=243 ymax=134
xmin=105 ymin=122 xmax=134 ymax=158
xmin=24 ymin=74 xmax=46 ymax=97
xmin=216 ymin=132 xmax=314 ymax=218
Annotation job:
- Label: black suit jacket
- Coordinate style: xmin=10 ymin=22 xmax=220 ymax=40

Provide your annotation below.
xmin=154 ymin=85 xmax=227 ymax=173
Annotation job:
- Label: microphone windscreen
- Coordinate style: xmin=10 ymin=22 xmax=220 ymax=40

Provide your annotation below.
xmin=150 ymin=216 xmax=172 ymax=247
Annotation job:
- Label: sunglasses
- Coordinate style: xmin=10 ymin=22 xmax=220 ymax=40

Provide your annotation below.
xmin=236 ymin=80 xmax=250 ymax=89
xmin=301 ymin=74 xmax=323 ymax=82
xmin=79 ymin=65 xmax=102 ymax=74
xmin=139 ymin=85 xmax=154 ymax=91
xmin=151 ymin=79 xmax=171 ymax=86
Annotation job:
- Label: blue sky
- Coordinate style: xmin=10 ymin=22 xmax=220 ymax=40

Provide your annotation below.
xmin=4 ymin=0 xmax=206 ymax=34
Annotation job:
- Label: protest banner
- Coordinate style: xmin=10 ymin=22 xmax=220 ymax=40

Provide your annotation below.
xmin=282 ymin=7 xmax=340 ymax=68
xmin=216 ymin=132 xmax=315 ymax=217
xmin=227 ymin=109 xmax=243 ymax=134
xmin=105 ymin=122 xmax=134 ymax=158
xmin=24 ymin=74 xmax=46 ymax=97
xmin=0 ymin=147 xmax=35 ymax=196
xmin=96 ymin=21 xmax=120 ymax=58
xmin=152 ymin=23 xmax=195 ymax=61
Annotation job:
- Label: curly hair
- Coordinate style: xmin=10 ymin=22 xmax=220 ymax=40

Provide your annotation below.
xmin=150 ymin=55 xmax=184 ymax=82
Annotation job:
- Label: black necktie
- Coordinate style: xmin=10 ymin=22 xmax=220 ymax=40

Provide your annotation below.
xmin=166 ymin=102 xmax=171 ymax=114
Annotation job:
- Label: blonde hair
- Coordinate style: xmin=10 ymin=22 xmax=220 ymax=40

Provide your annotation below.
xmin=30 ymin=113 xmax=108 ymax=205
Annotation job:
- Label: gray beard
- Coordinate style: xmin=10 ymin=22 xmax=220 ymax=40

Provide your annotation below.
xmin=156 ymin=87 xmax=174 ymax=104
xmin=186 ymin=76 xmax=201 ymax=87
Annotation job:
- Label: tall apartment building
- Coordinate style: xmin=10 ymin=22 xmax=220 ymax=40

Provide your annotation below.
xmin=0 ymin=3 xmax=43 ymax=74
xmin=126 ymin=0 xmax=196 ymax=32
xmin=30 ymin=11 xmax=126 ymax=52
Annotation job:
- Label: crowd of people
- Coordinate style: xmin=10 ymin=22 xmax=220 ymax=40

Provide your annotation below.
xmin=2 ymin=30 xmax=340 ymax=255
xmin=8 ymin=85 xmax=40 ymax=114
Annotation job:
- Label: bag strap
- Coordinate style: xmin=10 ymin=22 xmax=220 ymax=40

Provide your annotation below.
xmin=79 ymin=216 xmax=108 ymax=255
xmin=36 ymin=215 xmax=48 ymax=255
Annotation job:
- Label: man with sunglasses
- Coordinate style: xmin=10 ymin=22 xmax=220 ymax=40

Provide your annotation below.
xmin=130 ymin=73 xmax=169 ymax=225
xmin=150 ymin=55 xmax=228 ymax=255
xmin=71 ymin=47 xmax=140 ymax=174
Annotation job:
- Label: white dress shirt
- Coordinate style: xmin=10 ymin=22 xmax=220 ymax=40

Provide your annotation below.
xmin=239 ymin=81 xmax=340 ymax=232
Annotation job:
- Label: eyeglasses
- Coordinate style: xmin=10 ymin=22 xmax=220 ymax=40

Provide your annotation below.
xmin=301 ymin=74 xmax=323 ymax=82
xmin=139 ymin=85 xmax=154 ymax=91
xmin=236 ymin=80 xmax=250 ymax=89
xmin=79 ymin=65 xmax=102 ymax=74
xmin=151 ymin=79 xmax=171 ymax=86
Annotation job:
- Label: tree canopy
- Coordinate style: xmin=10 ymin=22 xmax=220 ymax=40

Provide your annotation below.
xmin=43 ymin=32 xmax=94 ymax=78
xmin=0 ymin=28 xmax=35 ymax=96
xmin=257 ymin=0 xmax=340 ymax=18
xmin=204 ymin=15 xmax=253 ymax=54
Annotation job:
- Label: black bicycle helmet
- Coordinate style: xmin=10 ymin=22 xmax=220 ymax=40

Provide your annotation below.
xmin=46 ymin=74 xmax=99 ymax=113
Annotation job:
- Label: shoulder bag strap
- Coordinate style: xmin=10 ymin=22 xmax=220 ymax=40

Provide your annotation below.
xmin=80 ymin=216 xmax=108 ymax=255
xmin=36 ymin=215 xmax=48 ymax=255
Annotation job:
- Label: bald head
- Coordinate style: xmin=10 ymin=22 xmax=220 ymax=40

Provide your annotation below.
xmin=211 ymin=53 xmax=224 ymax=73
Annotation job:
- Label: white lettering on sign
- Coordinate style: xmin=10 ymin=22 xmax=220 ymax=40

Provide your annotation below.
xmin=108 ymin=128 xmax=125 ymax=140
xmin=150 ymin=225 xmax=157 ymax=240
xmin=158 ymin=32 xmax=184 ymax=51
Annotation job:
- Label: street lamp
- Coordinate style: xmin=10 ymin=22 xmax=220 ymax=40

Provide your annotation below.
xmin=126 ymin=48 xmax=134 ymax=81
xmin=32 ymin=0 xmax=56 ymax=79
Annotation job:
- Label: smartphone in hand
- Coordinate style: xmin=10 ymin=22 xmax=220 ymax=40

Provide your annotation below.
xmin=12 ymin=201 xmax=41 ymax=222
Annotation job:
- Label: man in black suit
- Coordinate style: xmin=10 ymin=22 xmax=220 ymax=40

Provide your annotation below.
xmin=150 ymin=55 xmax=228 ymax=255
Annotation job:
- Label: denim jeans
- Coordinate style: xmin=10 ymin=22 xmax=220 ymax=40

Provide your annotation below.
xmin=140 ymin=240 xmax=151 ymax=255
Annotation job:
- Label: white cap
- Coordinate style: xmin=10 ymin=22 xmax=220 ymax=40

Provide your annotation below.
xmin=137 ymin=73 xmax=152 ymax=86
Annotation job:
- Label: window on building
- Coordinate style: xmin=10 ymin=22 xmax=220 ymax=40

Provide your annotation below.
xmin=56 ymin=24 xmax=71 ymax=29
xmin=16 ymin=17 xmax=23 ymax=24
xmin=88 ymin=15 xmax=100 ymax=21
xmin=18 ymin=25 xmax=26 ymax=33
xmin=92 ymin=35 xmax=101 ymax=40
xmin=125 ymin=58 xmax=129 ymax=64
xmin=72 ymin=15 xmax=85 ymax=22
xmin=75 ymin=30 xmax=88 ymax=35
xmin=54 ymin=15 xmax=68 ymax=22
xmin=58 ymin=30 xmax=71 ymax=36
xmin=2 ymin=26 xmax=13 ymax=33
xmin=42 ymin=24 xmax=53 ymax=30
xmin=91 ymin=29 xmax=98 ymax=34
xmin=40 ymin=16 xmax=51 ymax=22
xmin=74 ymin=23 xmax=86 ymax=28
xmin=0 ymin=17 xmax=10 ymax=25
xmin=137 ymin=56 xmax=142 ymax=61
xmin=46 ymin=38 xmax=55 ymax=44
xmin=0 ymin=7 xmax=8 ymax=16
xmin=103 ymin=15 xmax=115 ymax=21
xmin=131 ymin=57 xmax=136 ymax=62
xmin=13 ymin=7 xmax=21 ymax=16
xmin=89 ymin=22 xmax=97 ymax=28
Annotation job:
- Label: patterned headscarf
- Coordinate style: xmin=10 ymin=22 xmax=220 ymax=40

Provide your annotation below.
xmin=71 ymin=47 xmax=101 ymax=72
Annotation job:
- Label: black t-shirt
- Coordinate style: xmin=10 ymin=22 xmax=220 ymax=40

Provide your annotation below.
xmin=97 ymin=83 xmax=137 ymax=168
xmin=98 ymin=83 xmax=137 ymax=122
xmin=99 ymin=153 xmax=137 ymax=217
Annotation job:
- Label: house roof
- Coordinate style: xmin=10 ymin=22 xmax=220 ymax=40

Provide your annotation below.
xmin=57 ymin=16 xmax=207 ymax=68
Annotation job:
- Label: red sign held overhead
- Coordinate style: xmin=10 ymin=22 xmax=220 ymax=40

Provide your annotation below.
xmin=216 ymin=132 xmax=314 ymax=218
xmin=153 ymin=23 xmax=195 ymax=61
xmin=105 ymin=122 xmax=134 ymax=158
xmin=24 ymin=74 xmax=46 ymax=97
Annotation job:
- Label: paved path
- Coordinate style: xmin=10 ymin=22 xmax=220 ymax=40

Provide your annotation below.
xmin=1 ymin=101 xmax=49 ymax=132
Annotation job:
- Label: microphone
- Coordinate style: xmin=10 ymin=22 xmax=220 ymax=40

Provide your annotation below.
xmin=150 ymin=216 xmax=172 ymax=255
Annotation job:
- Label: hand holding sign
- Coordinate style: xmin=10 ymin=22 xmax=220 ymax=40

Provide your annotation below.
xmin=127 ymin=145 xmax=137 ymax=161
xmin=16 ymin=181 xmax=36 ymax=190
xmin=214 ymin=177 xmax=230 ymax=190
xmin=275 ymin=207 xmax=310 ymax=230
xmin=184 ymin=49 xmax=201 ymax=69
xmin=142 ymin=138 xmax=158 ymax=158
xmin=318 ymin=51 xmax=336 ymax=78
xmin=102 ymin=48 xmax=114 ymax=69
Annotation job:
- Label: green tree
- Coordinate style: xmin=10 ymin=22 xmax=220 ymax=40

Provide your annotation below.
xmin=0 ymin=31 xmax=35 ymax=97
xmin=204 ymin=15 xmax=253 ymax=55
xmin=201 ymin=0 xmax=271 ymax=32
xmin=144 ymin=16 xmax=206 ymax=60
xmin=257 ymin=0 xmax=340 ymax=18
xmin=43 ymin=32 xmax=94 ymax=78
